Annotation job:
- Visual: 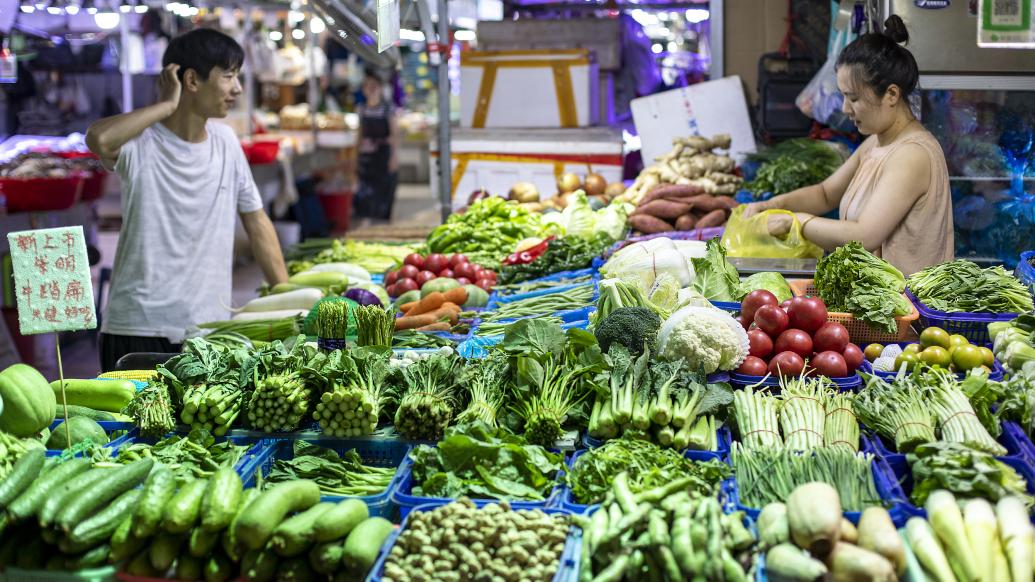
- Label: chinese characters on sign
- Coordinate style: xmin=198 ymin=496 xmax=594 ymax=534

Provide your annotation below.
xmin=7 ymin=226 xmax=96 ymax=334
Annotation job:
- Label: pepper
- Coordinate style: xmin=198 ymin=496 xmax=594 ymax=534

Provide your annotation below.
xmin=503 ymin=237 xmax=553 ymax=266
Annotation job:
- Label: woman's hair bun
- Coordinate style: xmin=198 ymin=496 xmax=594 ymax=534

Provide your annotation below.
xmin=883 ymin=15 xmax=910 ymax=44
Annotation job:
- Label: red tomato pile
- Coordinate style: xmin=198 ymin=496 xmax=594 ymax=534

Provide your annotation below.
xmin=385 ymin=253 xmax=497 ymax=297
xmin=735 ymin=290 xmax=864 ymax=378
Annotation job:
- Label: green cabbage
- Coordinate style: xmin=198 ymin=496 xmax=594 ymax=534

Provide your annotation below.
xmin=739 ymin=272 xmax=793 ymax=303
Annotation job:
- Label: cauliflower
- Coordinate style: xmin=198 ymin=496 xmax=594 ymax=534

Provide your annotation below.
xmin=657 ymin=306 xmax=750 ymax=374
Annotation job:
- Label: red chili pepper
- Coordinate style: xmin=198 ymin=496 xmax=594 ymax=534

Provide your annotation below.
xmin=502 ymin=237 xmax=554 ymax=266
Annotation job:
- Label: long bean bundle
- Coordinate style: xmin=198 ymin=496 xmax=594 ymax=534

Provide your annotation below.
xmin=475 ymin=317 xmax=562 ymax=337
xmin=824 ymin=392 xmax=859 ymax=452
xmin=779 ymin=376 xmax=830 ymax=451
xmin=483 ymin=285 xmax=594 ymax=322
xmin=908 ymin=260 xmax=1034 ymax=313
xmin=731 ymin=444 xmax=880 ymax=511
xmin=196 ymin=317 xmax=300 ymax=342
xmin=733 ymin=387 xmax=782 ymax=449
xmin=853 ymin=374 xmax=936 ymax=453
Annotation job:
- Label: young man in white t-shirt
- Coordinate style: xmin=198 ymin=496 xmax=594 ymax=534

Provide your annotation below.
xmin=86 ymin=29 xmax=288 ymax=371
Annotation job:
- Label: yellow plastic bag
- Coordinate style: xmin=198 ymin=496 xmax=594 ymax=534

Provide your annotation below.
xmin=722 ymin=206 xmax=824 ymax=259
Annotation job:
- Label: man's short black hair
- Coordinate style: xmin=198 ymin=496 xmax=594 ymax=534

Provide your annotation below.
xmin=162 ymin=28 xmax=244 ymax=82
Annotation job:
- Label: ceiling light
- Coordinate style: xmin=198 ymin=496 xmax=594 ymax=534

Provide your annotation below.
xmin=86 ymin=6 xmax=97 ymax=13
xmin=454 ymin=29 xmax=475 ymax=41
xmin=309 ymin=17 xmax=325 ymax=34
xmin=119 ymin=4 xmax=130 ymax=12
xmin=135 ymin=4 xmax=147 ymax=12
xmin=685 ymin=8 xmax=709 ymax=23
xmin=287 ymin=10 xmax=304 ymax=24
xmin=291 ymin=28 xmax=305 ymax=40
xmin=20 ymin=5 xmax=35 ymax=11
xmin=651 ymin=43 xmax=662 ymax=54
xmin=47 ymin=6 xmax=63 ymax=14
xmin=94 ymin=10 xmax=120 ymax=28
xmin=66 ymin=4 xmax=80 ymax=14
xmin=269 ymin=30 xmax=283 ymax=41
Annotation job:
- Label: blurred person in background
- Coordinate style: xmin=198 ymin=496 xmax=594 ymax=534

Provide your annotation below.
xmin=354 ymin=68 xmax=399 ymax=222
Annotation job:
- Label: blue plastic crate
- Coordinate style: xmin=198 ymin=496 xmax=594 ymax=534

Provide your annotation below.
xmin=492 ymin=270 xmax=599 ymax=301
xmin=906 ymin=289 xmax=1019 ymax=346
xmin=711 ymin=300 xmax=741 ymax=313
xmin=113 ymin=431 xmax=267 ymax=481
xmin=1003 ymin=421 xmax=1035 ymax=463
xmin=390 ymin=454 xmax=565 ymax=519
xmin=1018 ymin=251 xmax=1035 ymax=293
xmin=559 ymin=445 xmax=731 ymax=514
xmin=726 ymin=451 xmax=910 ymax=527
xmin=241 ymin=437 xmax=409 ymax=518
xmin=44 ymin=419 xmax=133 ymax=457
xmin=729 ymin=369 xmax=863 ymax=391
xmin=865 ymin=424 xmax=1029 ymax=473
xmin=365 ymin=502 xmax=580 ymax=582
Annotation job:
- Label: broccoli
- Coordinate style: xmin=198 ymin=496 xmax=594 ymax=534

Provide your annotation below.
xmin=594 ymin=307 xmax=662 ymax=355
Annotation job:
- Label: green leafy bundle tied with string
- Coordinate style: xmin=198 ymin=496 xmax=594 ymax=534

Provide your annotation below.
xmin=394 ymin=353 xmax=461 ymax=440
xmin=312 ymin=348 xmax=391 ymax=437
xmin=455 ymin=352 xmax=509 ymax=429
xmin=356 ymin=305 xmax=395 ymax=347
xmin=124 ymin=382 xmax=175 ymax=438
xmin=778 ymin=374 xmax=833 ymax=451
xmin=245 ymin=336 xmax=321 ymax=433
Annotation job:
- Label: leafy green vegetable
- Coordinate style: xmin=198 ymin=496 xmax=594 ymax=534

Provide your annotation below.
xmin=425 ymin=197 xmax=543 ymax=269
xmin=746 ymin=138 xmax=843 ymax=198
xmin=409 ymin=421 xmax=564 ymax=501
xmin=690 ymin=237 xmax=742 ymax=302
xmin=110 ymin=429 xmax=249 ymax=484
xmin=265 ymin=441 xmax=396 ymax=496
xmin=565 ymin=437 xmax=730 ymax=505
xmin=814 ymin=242 xmax=912 ymax=333
xmin=739 ymin=272 xmax=793 ymax=303
xmin=907 ymin=260 xmax=1034 ymax=314
xmin=498 ymin=232 xmax=615 ymax=285
xmin=287 ymin=239 xmax=417 ymax=276
xmin=907 ymin=441 xmax=1033 ymax=508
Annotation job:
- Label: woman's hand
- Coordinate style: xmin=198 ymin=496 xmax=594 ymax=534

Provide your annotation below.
xmin=742 ymin=199 xmax=774 ymax=219
xmin=767 ymin=212 xmax=814 ymax=237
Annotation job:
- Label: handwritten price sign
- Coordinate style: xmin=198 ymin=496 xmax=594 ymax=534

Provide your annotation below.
xmin=7 ymin=226 xmax=96 ymax=334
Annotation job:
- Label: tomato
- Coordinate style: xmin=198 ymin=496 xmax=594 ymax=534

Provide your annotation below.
xmin=813 ymin=322 xmax=850 ymax=354
xmin=398 ymin=264 xmax=419 ymax=280
xmin=948 ymin=334 xmax=970 ymax=349
xmin=424 ymin=254 xmax=449 ymax=274
xmin=754 ymin=305 xmax=789 ymax=337
xmin=747 ymin=329 xmax=774 ymax=359
xmin=895 ymin=352 xmax=920 ymax=372
xmin=438 ymin=268 xmax=455 ymax=279
xmin=781 ymin=299 xmax=793 ymax=310
xmin=456 ymin=277 xmax=472 ymax=286
xmin=952 ymin=345 xmax=985 ymax=371
xmin=482 ymin=270 xmax=497 ymax=281
xmin=842 ymin=343 xmax=864 ymax=372
xmin=737 ymin=356 xmax=769 ymax=376
xmin=385 ymin=283 xmax=398 ymax=297
xmin=454 ymin=262 xmax=477 ymax=280
xmin=919 ymin=327 xmax=951 ymax=350
xmin=415 ymin=270 xmax=437 ymax=286
xmin=769 ymin=351 xmax=805 ymax=377
xmin=811 ymin=351 xmax=848 ymax=378
xmin=735 ymin=315 xmax=752 ymax=331
xmin=384 ymin=271 xmax=400 ymax=286
xmin=741 ymin=290 xmax=779 ymax=323
xmin=919 ymin=346 xmax=952 ymax=369
xmin=774 ymin=329 xmax=813 ymax=359
xmin=864 ymin=343 xmax=884 ymax=362
xmin=476 ymin=278 xmax=494 ymax=291
xmin=788 ymin=296 xmax=828 ymax=334
xmin=979 ymin=346 xmax=995 ymax=368
xmin=395 ymin=278 xmax=419 ymax=294
xmin=403 ymin=253 xmax=425 ymax=269
xmin=449 ymin=254 xmax=469 ymax=268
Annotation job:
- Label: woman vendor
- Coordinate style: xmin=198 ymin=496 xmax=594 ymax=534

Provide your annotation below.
xmin=744 ymin=16 xmax=953 ymax=276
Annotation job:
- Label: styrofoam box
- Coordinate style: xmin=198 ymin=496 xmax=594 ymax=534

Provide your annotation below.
xmin=431 ymin=127 xmax=624 ymax=211
xmin=460 ymin=50 xmax=600 ymax=128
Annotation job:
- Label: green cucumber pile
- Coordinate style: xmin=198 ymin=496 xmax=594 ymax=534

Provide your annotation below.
xmin=0 ymin=451 xmax=394 ymax=580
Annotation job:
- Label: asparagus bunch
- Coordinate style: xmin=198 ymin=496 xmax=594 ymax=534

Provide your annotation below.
xmin=356 ymin=305 xmax=394 ymax=347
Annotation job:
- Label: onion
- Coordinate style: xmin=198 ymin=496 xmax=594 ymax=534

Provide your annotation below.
xmin=344 ymin=288 xmax=382 ymax=307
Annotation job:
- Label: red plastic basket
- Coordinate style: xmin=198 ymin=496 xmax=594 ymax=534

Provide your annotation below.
xmin=789 ymin=279 xmax=919 ymax=344
xmin=0 ymin=174 xmax=85 ymax=212
xmin=241 ymin=140 xmax=280 ymax=165
xmin=318 ymin=190 xmax=353 ymax=233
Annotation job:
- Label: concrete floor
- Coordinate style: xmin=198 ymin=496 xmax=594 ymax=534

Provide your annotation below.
xmin=54 ymin=182 xmax=439 ymax=380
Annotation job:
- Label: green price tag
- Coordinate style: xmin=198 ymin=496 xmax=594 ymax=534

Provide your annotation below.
xmin=7 ymin=226 xmax=97 ymax=335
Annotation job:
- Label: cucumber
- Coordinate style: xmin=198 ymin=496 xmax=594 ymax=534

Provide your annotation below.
xmin=245 ymin=547 xmax=280 ymax=582
xmin=69 ymin=487 xmax=143 ymax=545
xmin=236 ymin=481 xmax=321 ymax=550
xmin=55 ymin=405 xmax=117 ymax=422
xmin=222 ymin=488 xmax=260 ymax=561
xmin=0 ymin=449 xmax=45 ymax=509
xmin=270 ymin=502 xmax=335 ymax=557
xmin=110 ymin=516 xmax=148 ymax=564
xmin=309 ymin=540 xmax=344 ymax=575
xmin=51 ymin=379 xmax=137 ymax=413
xmin=276 ymin=556 xmax=315 ymax=582
xmin=39 ymin=467 xmax=111 ymax=526
xmin=200 ymin=467 xmax=243 ymax=532
xmin=8 ymin=457 xmax=89 ymax=521
xmin=149 ymin=532 xmax=184 ymax=571
xmin=189 ymin=526 xmax=222 ymax=558
xmin=341 ymin=517 xmax=394 ymax=573
xmin=204 ymin=553 xmax=233 ymax=582
xmin=133 ymin=465 xmax=176 ymax=537
xmin=311 ymin=498 xmax=368 ymax=542
xmin=65 ymin=544 xmax=110 ymax=570
xmin=163 ymin=478 xmax=208 ymax=533
xmin=176 ymin=555 xmax=205 ymax=581
xmin=56 ymin=458 xmax=153 ymax=532
xmin=125 ymin=549 xmax=159 ymax=577
xmin=59 ymin=533 xmax=103 ymax=555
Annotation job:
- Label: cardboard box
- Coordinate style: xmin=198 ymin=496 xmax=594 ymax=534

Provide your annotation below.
xmin=460 ymin=50 xmax=600 ymax=129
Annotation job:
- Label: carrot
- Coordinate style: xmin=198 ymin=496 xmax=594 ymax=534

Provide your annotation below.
xmin=443 ymin=286 xmax=468 ymax=306
xmin=400 ymin=301 xmax=419 ymax=312
xmin=694 ymin=208 xmax=727 ymax=230
xmin=675 ymin=213 xmax=698 ymax=231
xmin=629 ymin=214 xmax=675 ymax=234
xmin=440 ymin=302 xmax=461 ymax=313
xmin=639 ymin=184 xmax=705 ymax=206
xmin=404 ymin=292 xmax=445 ymax=317
xmin=395 ymin=313 xmax=441 ymax=331
xmin=416 ymin=322 xmax=451 ymax=332
xmin=633 ymin=199 xmax=692 ymax=220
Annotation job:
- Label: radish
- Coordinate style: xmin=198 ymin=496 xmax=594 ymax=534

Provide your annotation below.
xmin=239 ymin=288 xmax=324 ymax=313
xmin=231 ymin=309 xmax=310 ymax=321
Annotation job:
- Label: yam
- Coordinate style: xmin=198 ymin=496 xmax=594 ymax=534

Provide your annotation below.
xmin=632 ymin=199 xmax=692 ymax=220
xmin=628 ymin=214 xmax=675 ymax=234
xmin=694 ymin=209 xmax=728 ymax=230
xmin=674 ymin=214 xmax=698 ymax=231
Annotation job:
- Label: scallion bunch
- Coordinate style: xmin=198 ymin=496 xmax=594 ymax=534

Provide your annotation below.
xmin=824 ymin=392 xmax=859 ymax=452
xmin=733 ymin=386 xmax=783 ymax=449
xmin=853 ymin=374 xmax=936 ymax=453
xmin=778 ymin=375 xmax=832 ymax=451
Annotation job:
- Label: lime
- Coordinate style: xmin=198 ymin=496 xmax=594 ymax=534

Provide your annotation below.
xmin=952 ymin=345 xmax=985 ymax=372
xmin=864 ymin=343 xmax=884 ymax=362
xmin=948 ymin=334 xmax=970 ymax=349
xmin=919 ymin=327 xmax=951 ymax=350
xmin=919 ymin=346 xmax=952 ymax=369
xmin=979 ymin=346 xmax=995 ymax=368
xmin=895 ymin=352 xmax=920 ymax=372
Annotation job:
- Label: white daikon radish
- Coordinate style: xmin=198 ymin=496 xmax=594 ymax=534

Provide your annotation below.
xmin=240 ymin=288 xmax=324 ymax=313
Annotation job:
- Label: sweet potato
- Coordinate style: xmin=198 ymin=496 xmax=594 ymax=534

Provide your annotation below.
xmin=675 ymin=214 xmax=698 ymax=231
xmin=629 ymin=214 xmax=675 ymax=234
xmin=638 ymin=184 xmax=705 ymax=206
xmin=633 ymin=199 xmax=692 ymax=220
xmin=694 ymin=208 xmax=727 ymax=230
